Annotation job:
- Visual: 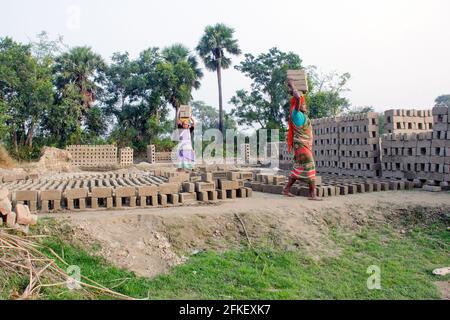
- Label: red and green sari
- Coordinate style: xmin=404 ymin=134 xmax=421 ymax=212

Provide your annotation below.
xmin=287 ymin=96 xmax=317 ymax=182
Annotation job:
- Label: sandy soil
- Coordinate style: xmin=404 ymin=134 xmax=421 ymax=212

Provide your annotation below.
xmin=42 ymin=190 xmax=450 ymax=279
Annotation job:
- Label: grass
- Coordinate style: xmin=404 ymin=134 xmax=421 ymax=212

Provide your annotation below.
xmin=1 ymin=220 xmax=449 ymax=300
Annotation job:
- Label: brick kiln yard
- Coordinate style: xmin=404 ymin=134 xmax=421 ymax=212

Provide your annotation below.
xmin=1 ymin=104 xmax=450 ymax=282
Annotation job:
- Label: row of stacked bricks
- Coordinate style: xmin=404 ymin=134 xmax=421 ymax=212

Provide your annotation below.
xmin=431 ymin=104 xmax=450 ymax=182
xmin=3 ymin=172 xmax=184 ymax=213
xmin=147 ymin=145 xmax=156 ymax=164
xmin=119 ymin=147 xmax=134 ymax=166
xmin=384 ymin=109 xmax=433 ymax=134
xmin=310 ymin=112 xmax=381 ymax=177
xmin=194 ymin=168 xmax=253 ymax=201
xmin=381 ymin=105 xmax=450 ymax=183
xmin=66 ymin=145 xmax=118 ymax=167
xmin=249 ymin=172 xmax=413 ymax=198
xmin=312 ymin=117 xmax=340 ymax=174
xmin=339 ymin=113 xmax=381 ymax=178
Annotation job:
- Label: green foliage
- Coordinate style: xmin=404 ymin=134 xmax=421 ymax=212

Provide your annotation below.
xmin=230 ymin=48 xmax=302 ymax=129
xmin=195 ymin=23 xmax=241 ymax=72
xmin=435 ymin=94 xmax=450 ymax=106
xmin=0 ymin=36 xmax=54 ymax=155
xmin=305 ymin=66 xmax=351 ymax=118
xmin=161 ymin=44 xmax=203 ymax=110
xmin=192 ymin=100 xmax=236 ymax=131
xmin=196 ymin=23 xmax=241 ymax=132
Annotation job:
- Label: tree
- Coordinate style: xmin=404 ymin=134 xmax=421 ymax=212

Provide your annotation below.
xmin=305 ymin=66 xmax=351 ymax=118
xmin=161 ymin=44 xmax=203 ymax=125
xmin=192 ymin=100 xmax=236 ymax=131
xmin=103 ymin=48 xmax=173 ymax=151
xmin=230 ymin=48 xmax=302 ymax=129
xmin=53 ymin=46 xmax=107 ymax=120
xmin=0 ymin=37 xmax=54 ymax=153
xmin=435 ymin=95 xmax=450 ymax=106
xmin=196 ymin=23 xmax=241 ymax=133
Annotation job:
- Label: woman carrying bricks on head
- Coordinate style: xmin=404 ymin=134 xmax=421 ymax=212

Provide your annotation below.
xmin=176 ymin=109 xmax=196 ymax=172
xmin=282 ymin=78 xmax=322 ymax=200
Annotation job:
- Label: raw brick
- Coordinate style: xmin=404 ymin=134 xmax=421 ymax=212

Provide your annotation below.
xmin=40 ymin=190 xmax=62 ymax=201
xmin=137 ymin=185 xmax=158 ymax=196
xmin=115 ymin=187 xmax=136 ymax=197
xmin=218 ymin=180 xmax=239 ymax=190
xmin=195 ymin=182 xmax=215 ymax=192
xmin=159 ymin=183 xmax=180 ymax=194
xmin=92 ymin=187 xmax=113 ymax=198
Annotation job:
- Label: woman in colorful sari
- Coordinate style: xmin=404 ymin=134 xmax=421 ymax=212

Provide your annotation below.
xmin=176 ymin=117 xmax=195 ymax=172
xmin=282 ymin=79 xmax=322 ymax=200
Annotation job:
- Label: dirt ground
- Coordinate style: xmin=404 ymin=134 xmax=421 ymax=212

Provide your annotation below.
xmin=42 ymin=190 xmax=450 ymax=280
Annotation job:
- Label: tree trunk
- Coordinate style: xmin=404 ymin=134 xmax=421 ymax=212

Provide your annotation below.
xmin=12 ymin=127 xmax=18 ymax=153
xmin=216 ymin=61 xmax=224 ymax=134
xmin=26 ymin=118 xmax=35 ymax=149
xmin=174 ymin=102 xmax=180 ymax=129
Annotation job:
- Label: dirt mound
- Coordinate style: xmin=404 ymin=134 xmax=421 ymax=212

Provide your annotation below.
xmin=0 ymin=146 xmax=14 ymax=169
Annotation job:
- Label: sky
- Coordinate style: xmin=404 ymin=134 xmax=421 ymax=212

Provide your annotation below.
xmin=1 ymin=0 xmax=449 ymax=114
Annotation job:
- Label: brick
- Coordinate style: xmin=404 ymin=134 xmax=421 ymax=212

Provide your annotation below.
xmin=137 ymin=185 xmax=158 ymax=197
xmin=239 ymin=172 xmax=253 ymax=180
xmin=423 ymin=185 xmax=441 ymax=192
xmin=245 ymin=187 xmax=253 ymax=197
xmin=227 ymin=171 xmax=240 ymax=181
xmin=15 ymin=204 xmax=31 ymax=225
xmin=158 ymin=194 xmax=167 ymax=206
xmin=6 ymin=211 xmax=16 ymax=227
xmin=40 ymin=190 xmax=62 ymax=201
xmin=159 ymin=183 xmax=180 ymax=194
xmin=115 ymin=187 xmax=136 ymax=198
xmin=218 ymin=190 xmax=227 ymax=200
xmin=201 ymin=173 xmax=213 ymax=182
xmin=218 ymin=180 xmax=239 ymax=190
xmin=179 ymin=192 xmax=197 ymax=204
xmin=15 ymin=190 xmax=38 ymax=202
xmin=168 ymin=194 xmax=179 ymax=205
xmin=195 ymin=182 xmax=215 ymax=192
xmin=66 ymin=188 xmax=88 ymax=200
xmin=92 ymin=187 xmax=113 ymax=198
xmin=0 ymin=198 xmax=12 ymax=215
xmin=197 ymin=191 xmax=208 ymax=202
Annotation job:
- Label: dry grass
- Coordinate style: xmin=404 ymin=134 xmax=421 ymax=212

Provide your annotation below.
xmin=0 ymin=145 xmax=15 ymax=168
xmin=0 ymin=228 xmax=134 ymax=300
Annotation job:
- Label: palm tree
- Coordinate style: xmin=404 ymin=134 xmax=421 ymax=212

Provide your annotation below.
xmin=162 ymin=44 xmax=203 ymax=126
xmin=196 ymin=23 xmax=241 ymax=133
xmin=53 ymin=46 xmax=106 ymax=117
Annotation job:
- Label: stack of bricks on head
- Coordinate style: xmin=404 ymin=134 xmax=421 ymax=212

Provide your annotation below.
xmin=0 ymin=187 xmax=38 ymax=232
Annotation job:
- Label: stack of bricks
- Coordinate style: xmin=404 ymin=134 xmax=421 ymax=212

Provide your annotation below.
xmin=381 ymin=104 xmax=450 ymax=184
xmin=339 ymin=113 xmax=381 ymax=178
xmin=381 ymin=132 xmax=432 ymax=180
xmin=66 ymin=145 xmax=118 ymax=167
xmin=384 ymin=109 xmax=433 ymax=134
xmin=239 ymin=144 xmax=250 ymax=164
xmin=431 ymin=104 xmax=450 ymax=182
xmin=155 ymin=152 xmax=176 ymax=163
xmin=147 ymin=145 xmax=156 ymax=164
xmin=312 ymin=117 xmax=340 ymax=175
xmin=119 ymin=147 xmax=134 ymax=166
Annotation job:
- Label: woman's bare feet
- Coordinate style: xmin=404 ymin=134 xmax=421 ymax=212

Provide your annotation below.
xmin=282 ymin=189 xmax=296 ymax=197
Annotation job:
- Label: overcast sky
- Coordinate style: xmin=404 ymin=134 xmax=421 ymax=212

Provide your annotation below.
xmin=1 ymin=0 xmax=449 ymax=113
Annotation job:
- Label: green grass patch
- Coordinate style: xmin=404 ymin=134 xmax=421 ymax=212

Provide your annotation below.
xmin=2 ymin=220 xmax=449 ymax=300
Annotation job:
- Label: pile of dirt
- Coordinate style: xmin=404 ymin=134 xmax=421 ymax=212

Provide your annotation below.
xmin=0 ymin=146 xmax=14 ymax=169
